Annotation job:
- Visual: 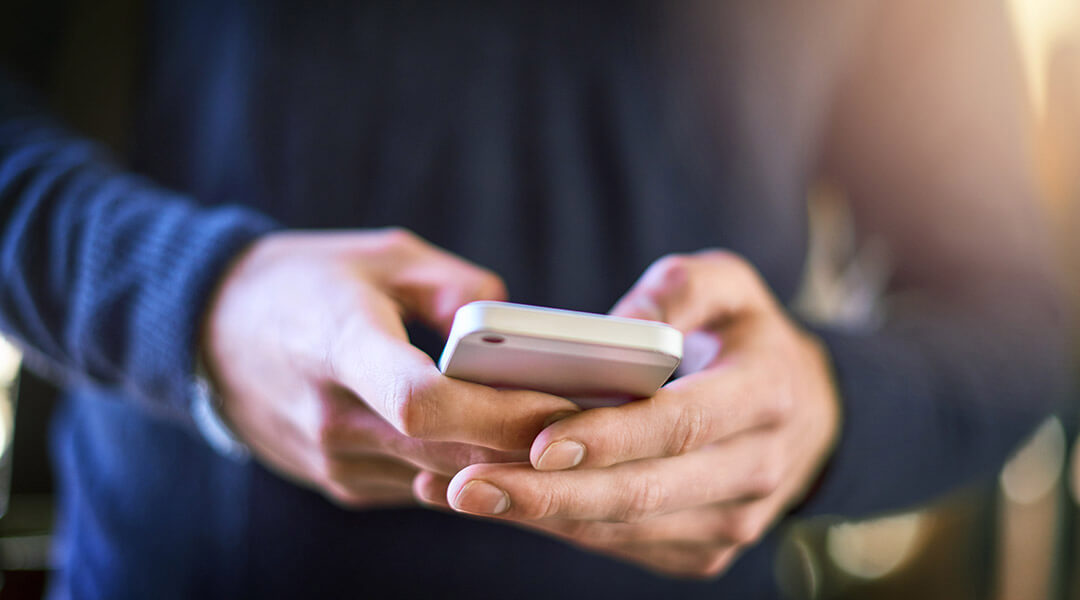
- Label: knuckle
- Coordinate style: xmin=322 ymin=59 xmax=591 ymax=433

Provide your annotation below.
xmin=650 ymin=254 xmax=693 ymax=290
xmin=393 ymin=378 xmax=437 ymax=439
xmin=747 ymin=460 xmax=784 ymax=498
xmin=528 ymin=485 xmax=563 ymax=520
xmin=618 ymin=474 xmax=668 ymax=523
xmin=394 ymin=397 xmax=425 ymax=439
xmin=746 ymin=379 xmax=788 ymax=426
xmin=666 ymin=402 xmax=711 ymax=456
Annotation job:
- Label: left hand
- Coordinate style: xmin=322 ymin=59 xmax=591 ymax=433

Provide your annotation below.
xmin=414 ymin=250 xmax=842 ymax=578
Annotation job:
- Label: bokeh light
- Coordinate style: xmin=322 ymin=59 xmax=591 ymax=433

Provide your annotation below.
xmin=825 ymin=513 xmax=927 ymax=581
xmin=999 ymin=417 xmax=1067 ymax=505
xmin=1008 ymin=0 xmax=1080 ymax=118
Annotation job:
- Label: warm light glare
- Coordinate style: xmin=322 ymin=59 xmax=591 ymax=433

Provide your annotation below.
xmin=1008 ymin=0 xmax=1080 ymax=117
xmin=0 ymin=337 xmax=20 ymax=387
xmin=826 ymin=513 xmax=926 ymax=580
xmin=0 ymin=337 xmax=19 ymax=467
xmin=1000 ymin=417 xmax=1066 ymax=505
xmin=1070 ymin=436 xmax=1080 ymax=506
xmin=789 ymin=537 xmax=821 ymax=600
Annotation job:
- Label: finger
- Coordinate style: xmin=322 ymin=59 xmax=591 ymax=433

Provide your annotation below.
xmin=413 ymin=468 xmax=741 ymax=578
xmin=336 ymin=439 xmax=528 ymax=478
xmin=360 ymin=228 xmax=508 ymax=334
xmin=316 ymin=450 xmax=421 ymax=510
xmin=531 ymin=363 xmax=784 ymax=470
xmin=413 ymin=471 xmax=453 ymax=509
xmin=527 ymin=500 xmax=779 ymax=548
xmin=449 ymin=438 xmax=782 ymax=522
xmin=317 ymin=386 xmax=529 ymax=475
xmin=512 ymin=505 xmax=744 ymax=547
xmin=610 ymin=251 xmax=772 ymax=333
xmin=329 ymin=334 xmax=579 ymax=449
xmin=321 ymin=454 xmax=420 ymax=493
xmin=419 ymin=471 xmax=749 ymax=578
xmin=416 ymin=469 xmax=777 ymax=548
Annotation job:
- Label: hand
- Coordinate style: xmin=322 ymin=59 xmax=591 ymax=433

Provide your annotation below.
xmin=415 ymin=250 xmax=841 ymax=577
xmin=202 ymin=228 xmax=579 ymax=509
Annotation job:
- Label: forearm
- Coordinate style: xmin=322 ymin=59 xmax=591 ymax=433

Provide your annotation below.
xmin=797 ymin=282 xmax=1071 ymax=517
xmin=0 ymin=74 xmax=278 ymax=417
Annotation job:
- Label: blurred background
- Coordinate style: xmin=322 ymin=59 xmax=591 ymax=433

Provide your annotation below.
xmin=782 ymin=1 xmax=1080 ymax=598
xmin=0 ymin=1 xmax=1076 ymax=598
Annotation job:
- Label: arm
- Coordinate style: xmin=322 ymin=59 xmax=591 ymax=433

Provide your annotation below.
xmin=804 ymin=0 xmax=1072 ymax=516
xmin=411 ymin=0 xmax=1072 ymax=578
xmin=0 ymin=71 xmax=580 ymax=509
xmin=0 ymin=72 xmax=276 ymax=419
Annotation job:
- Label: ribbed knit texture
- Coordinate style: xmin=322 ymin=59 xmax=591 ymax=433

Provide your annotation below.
xmin=0 ymin=80 xmax=278 ymax=422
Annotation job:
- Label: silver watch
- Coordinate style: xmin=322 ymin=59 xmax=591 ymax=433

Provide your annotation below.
xmin=190 ymin=361 xmax=251 ymax=462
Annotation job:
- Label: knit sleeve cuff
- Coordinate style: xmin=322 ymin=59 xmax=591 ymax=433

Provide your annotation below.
xmin=81 ymin=194 xmax=280 ymax=420
xmin=791 ymin=325 xmax=949 ymax=519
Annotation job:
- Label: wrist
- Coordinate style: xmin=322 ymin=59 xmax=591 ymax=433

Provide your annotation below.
xmin=190 ymin=235 xmax=273 ymax=462
xmin=190 ymin=354 xmax=251 ymax=461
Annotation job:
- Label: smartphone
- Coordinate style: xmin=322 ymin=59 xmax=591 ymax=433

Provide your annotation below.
xmin=438 ymin=301 xmax=682 ymax=400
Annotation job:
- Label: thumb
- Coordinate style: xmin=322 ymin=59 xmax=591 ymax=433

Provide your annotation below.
xmin=610 ymin=251 xmax=769 ymax=333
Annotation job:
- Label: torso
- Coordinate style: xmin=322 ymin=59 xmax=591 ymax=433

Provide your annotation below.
xmin=56 ymin=2 xmax=863 ymax=597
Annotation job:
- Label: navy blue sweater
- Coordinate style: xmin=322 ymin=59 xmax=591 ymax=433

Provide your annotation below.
xmin=0 ymin=1 xmax=1070 ymax=598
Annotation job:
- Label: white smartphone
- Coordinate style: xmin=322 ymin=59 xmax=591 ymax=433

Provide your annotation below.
xmin=438 ymin=301 xmax=682 ymax=400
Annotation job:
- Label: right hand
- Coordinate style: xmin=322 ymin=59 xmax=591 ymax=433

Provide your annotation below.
xmin=201 ymin=228 xmax=579 ymax=509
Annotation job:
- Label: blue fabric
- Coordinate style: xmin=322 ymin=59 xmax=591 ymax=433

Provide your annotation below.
xmin=0 ymin=75 xmax=277 ymax=420
xmin=0 ymin=1 xmax=1070 ymax=598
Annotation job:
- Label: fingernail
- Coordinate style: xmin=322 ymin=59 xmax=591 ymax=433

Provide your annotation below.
xmin=542 ymin=410 xmax=579 ymax=429
xmin=452 ymin=480 xmax=510 ymax=515
xmin=536 ymin=440 xmax=586 ymax=471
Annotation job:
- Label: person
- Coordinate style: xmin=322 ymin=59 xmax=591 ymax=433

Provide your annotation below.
xmin=0 ymin=0 xmax=1070 ymax=598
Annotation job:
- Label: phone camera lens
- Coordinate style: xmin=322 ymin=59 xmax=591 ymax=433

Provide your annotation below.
xmin=481 ymin=335 xmax=506 ymax=344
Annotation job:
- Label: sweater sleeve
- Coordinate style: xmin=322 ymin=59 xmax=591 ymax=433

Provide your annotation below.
xmin=0 ymin=72 xmax=279 ymax=422
xmin=794 ymin=0 xmax=1073 ymax=518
